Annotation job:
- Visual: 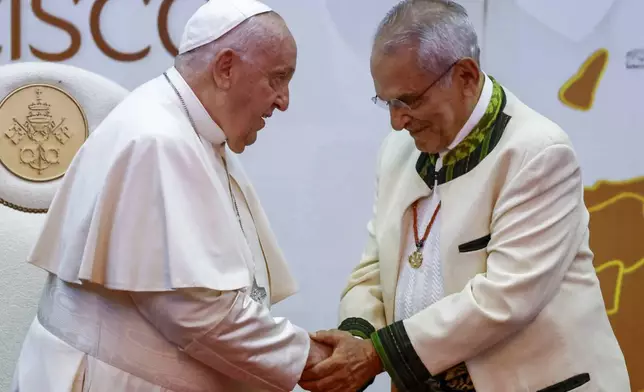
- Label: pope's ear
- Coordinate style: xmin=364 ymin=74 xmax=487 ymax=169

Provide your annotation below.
xmin=211 ymin=48 xmax=236 ymax=90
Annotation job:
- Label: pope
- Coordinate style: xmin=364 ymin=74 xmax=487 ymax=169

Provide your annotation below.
xmin=11 ymin=1 xmax=331 ymax=391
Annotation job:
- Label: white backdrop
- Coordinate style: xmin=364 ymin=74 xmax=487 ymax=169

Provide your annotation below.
xmin=0 ymin=1 xmax=486 ymax=390
xmin=484 ymin=0 xmax=644 ymax=185
xmin=3 ymin=0 xmax=642 ymax=390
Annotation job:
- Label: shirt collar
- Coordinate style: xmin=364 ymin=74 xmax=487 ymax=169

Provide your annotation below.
xmin=164 ymin=66 xmax=227 ymax=146
xmin=439 ymin=73 xmax=493 ymax=157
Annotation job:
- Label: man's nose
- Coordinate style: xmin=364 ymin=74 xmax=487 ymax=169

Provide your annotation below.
xmin=274 ymin=86 xmax=290 ymax=112
xmin=390 ymin=106 xmax=411 ymax=131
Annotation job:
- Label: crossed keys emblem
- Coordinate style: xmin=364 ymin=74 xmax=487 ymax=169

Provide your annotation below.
xmin=4 ymin=88 xmax=74 ymax=175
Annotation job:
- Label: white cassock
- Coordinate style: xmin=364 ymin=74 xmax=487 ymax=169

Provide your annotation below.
xmin=10 ymin=65 xmax=310 ymax=392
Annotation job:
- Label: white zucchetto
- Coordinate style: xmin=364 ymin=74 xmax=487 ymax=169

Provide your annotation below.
xmin=178 ymin=0 xmax=273 ymax=55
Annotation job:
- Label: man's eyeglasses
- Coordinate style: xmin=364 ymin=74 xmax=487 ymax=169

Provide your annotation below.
xmin=371 ymin=61 xmax=457 ymax=111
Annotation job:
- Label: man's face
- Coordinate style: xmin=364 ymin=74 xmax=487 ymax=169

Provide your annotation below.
xmin=370 ymin=47 xmax=479 ymax=153
xmin=222 ymin=31 xmax=297 ymax=153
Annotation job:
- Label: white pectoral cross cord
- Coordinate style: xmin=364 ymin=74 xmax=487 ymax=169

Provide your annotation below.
xmin=163 ymin=72 xmax=268 ymax=306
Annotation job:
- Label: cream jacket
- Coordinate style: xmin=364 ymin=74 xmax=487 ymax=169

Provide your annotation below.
xmin=339 ymin=87 xmax=630 ymax=392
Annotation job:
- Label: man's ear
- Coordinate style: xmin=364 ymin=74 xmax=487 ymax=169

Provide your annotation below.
xmin=455 ymin=57 xmax=481 ymax=98
xmin=212 ymin=48 xmax=237 ymax=90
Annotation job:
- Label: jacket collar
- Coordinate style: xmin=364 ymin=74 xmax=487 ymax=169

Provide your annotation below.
xmin=417 ymin=76 xmax=510 ymax=189
xmin=440 ymin=73 xmax=493 ymax=158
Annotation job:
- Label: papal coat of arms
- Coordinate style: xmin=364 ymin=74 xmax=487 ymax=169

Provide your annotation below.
xmin=0 ymin=84 xmax=88 ymax=182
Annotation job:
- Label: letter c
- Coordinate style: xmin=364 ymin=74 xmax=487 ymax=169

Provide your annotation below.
xmin=158 ymin=0 xmax=178 ymax=57
xmin=90 ymin=0 xmax=151 ymax=62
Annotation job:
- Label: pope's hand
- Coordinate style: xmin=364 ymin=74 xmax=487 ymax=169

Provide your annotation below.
xmin=299 ymin=330 xmax=383 ymax=392
xmin=305 ymin=337 xmax=333 ymax=371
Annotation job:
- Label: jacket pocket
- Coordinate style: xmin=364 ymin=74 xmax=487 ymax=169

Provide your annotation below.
xmin=536 ymin=373 xmax=590 ymax=392
xmin=458 ymin=234 xmax=491 ymax=253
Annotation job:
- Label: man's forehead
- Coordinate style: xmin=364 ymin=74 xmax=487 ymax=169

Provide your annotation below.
xmin=371 ymin=53 xmax=428 ymax=99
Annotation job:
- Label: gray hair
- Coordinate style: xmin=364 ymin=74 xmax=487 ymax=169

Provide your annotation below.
xmin=374 ymin=0 xmax=480 ymax=84
xmin=175 ymin=11 xmax=283 ymax=78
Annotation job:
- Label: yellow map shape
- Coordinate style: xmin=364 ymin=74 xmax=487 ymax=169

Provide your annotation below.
xmin=585 ymin=176 xmax=644 ymax=391
xmin=559 ymin=48 xmax=609 ymax=111
xmin=596 ymin=258 xmax=644 ymax=316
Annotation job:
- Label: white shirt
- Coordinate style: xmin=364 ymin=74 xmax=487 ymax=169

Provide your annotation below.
xmin=394 ymin=73 xmax=493 ymax=321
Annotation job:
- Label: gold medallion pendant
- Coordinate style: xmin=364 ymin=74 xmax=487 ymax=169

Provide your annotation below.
xmin=408 ymin=249 xmax=423 ymax=269
xmin=409 ymin=200 xmax=442 ymax=268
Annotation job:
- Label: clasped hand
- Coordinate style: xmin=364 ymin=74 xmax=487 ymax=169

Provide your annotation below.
xmin=299 ymin=329 xmax=383 ymax=392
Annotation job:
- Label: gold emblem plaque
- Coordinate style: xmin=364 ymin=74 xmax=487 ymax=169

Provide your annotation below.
xmin=0 ymin=84 xmax=88 ymax=182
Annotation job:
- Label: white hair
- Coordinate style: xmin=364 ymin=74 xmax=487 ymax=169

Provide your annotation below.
xmin=374 ymin=0 xmax=480 ymax=85
xmin=175 ymin=11 xmax=283 ymax=78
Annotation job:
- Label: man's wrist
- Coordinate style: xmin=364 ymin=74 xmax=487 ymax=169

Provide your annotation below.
xmin=370 ymin=320 xmax=432 ymax=391
xmin=365 ymin=339 xmax=384 ymax=378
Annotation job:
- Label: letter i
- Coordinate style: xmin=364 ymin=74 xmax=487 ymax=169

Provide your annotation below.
xmin=11 ymin=0 xmax=21 ymax=60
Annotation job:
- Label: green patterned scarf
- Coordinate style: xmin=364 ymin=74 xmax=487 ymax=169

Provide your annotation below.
xmin=416 ymin=76 xmax=510 ymax=188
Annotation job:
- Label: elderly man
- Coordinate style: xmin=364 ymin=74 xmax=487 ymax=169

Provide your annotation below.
xmin=11 ymin=1 xmax=330 ymax=391
xmin=300 ymin=1 xmax=630 ymax=391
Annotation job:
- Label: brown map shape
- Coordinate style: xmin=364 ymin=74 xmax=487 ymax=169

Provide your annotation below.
xmin=585 ymin=177 xmax=644 ymax=391
xmin=559 ymin=48 xmax=609 ymax=111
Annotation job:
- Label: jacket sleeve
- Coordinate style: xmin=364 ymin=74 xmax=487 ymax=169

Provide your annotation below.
xmin=337 ymin=137 xmax=390 ymax=337
xmin=369 ymin=144 xmax=589 ymax=390
xmin=130 ymin=288 xmax=310 ymax=392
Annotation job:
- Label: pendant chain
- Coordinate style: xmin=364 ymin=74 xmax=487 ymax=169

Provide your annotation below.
xmin=408 ymin=181 xmax=441 ymax=269
xmin=414 ymin=170 xmax=441 ymax=251
xmin=412 ymin=200 xmax=441 ymax=250
xmin=163 ymin=72 xmax=270 ymax=304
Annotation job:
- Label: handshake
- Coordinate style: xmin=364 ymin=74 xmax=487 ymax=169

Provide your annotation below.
xmin=298 ymin=329 xmax=384 ymax=392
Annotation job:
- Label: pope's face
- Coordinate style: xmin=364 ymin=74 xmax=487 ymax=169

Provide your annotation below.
xmin=224 ymin=31 xmax=297 ymax=153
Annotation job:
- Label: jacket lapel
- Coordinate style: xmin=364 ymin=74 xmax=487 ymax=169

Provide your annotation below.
xmin=380 ymin=149 xmax=432 ymax=321
xmin=223 ymin=150 xmax=299 ymax=305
